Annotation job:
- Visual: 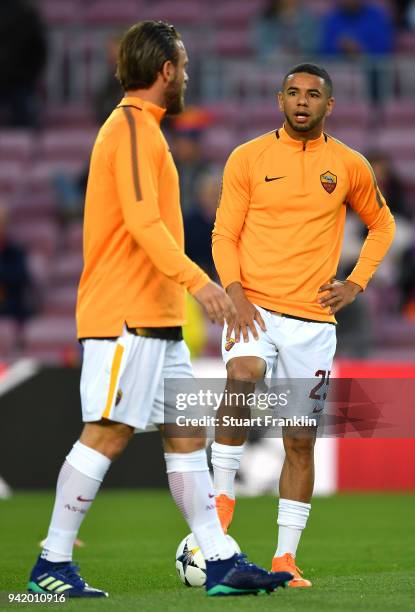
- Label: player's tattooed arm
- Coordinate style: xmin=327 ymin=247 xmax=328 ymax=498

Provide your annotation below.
xmin=318 ymin=279 xmax=362 ymax=314
xmin=226 ymin=282 xmax=266 ymax=342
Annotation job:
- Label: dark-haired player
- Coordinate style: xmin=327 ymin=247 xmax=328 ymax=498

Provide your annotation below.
xmin=27 ymin=21 xmax=292 ymax=598
xmin=212 ymin=63 xmax=395 ymax=586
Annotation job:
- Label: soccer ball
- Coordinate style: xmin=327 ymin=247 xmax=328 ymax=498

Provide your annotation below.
xmin=175 ymin=532 xmax=241 ymax=587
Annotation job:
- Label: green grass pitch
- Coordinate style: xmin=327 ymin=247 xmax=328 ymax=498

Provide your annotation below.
xmin=1 ymin=491 xmax=414 ymax=611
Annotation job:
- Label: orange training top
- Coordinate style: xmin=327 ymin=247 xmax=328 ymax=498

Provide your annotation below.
xmin=212 ymin=126 xmax=395 ymax=323
xmin=76 ymin=97 xmax=209 ymax=338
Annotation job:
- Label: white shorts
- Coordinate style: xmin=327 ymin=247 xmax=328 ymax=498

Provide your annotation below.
xmin=222 ymin=305 xmax=337 ymax=419
xmin=80 ymin=326 xmax=193 ymax=430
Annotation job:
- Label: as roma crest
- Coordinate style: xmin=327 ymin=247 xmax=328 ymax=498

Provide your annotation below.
xmin=320 ymin=170 xmax=337 ymax=194
xmin=225 ymin=338 xmax=235 ymax=352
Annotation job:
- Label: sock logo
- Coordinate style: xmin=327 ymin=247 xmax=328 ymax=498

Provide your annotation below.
xmin=76 ymin=495 xmax=94 ymax=503
xmin=65 ymin=503 xmax=87 ymax=514
xmin=208 ymin=493 xmax=215 ymax=498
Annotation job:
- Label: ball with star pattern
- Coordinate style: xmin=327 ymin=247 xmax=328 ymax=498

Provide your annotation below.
xmin=175 ymin=532 xmax=241 ymax=587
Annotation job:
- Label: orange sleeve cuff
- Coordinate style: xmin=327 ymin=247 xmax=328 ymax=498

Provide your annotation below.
xmin=212 ymin=236 xmax=241 ymax=290
xmin=346 ymin=274 xmax=367 ymax=291
xmin=187 ymin=270 xmax=210 ymax=295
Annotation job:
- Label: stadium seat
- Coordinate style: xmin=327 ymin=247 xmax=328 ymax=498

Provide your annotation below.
xmin=377 ymin=129 xmax=415 ymax=156
xmin=242 ymin=102 xmax=283 ymax=129
xmin=326 ymin=102 xmax=371 ymax=128
xmin=28 ymin=252 xmax=52 ymax=287
xmin=22 ymin=316 xmax=79 ymax=365
xmin=384 ymin=101 xmax=415 ymax=127
xmin=49 ymin=254 xmax=83 ymax=286
xmin=0 ymin=131 xmax=34 ymax=162
xmin=11 ymin=194 xmax=56 ymax=222
xmin=201 ymin=126 xmax=237 ymax=162
xmin=205 ymin=101 xmax=247 ymax=126
xmin=38 ymin=0 xmax=80 ymax=26
xmin=210 ymin=2 xmax=260 ymax=27
xmin=38 ymin=129 xmax=97 ymax=162
xmin=83 ymin=0 xmax=146 ymax=25
xmin=212 ymin=30 xmax=253 ymax=57
xmin=65 ymin=222 xmax=84 ymax=253
xmin=0 ymin=161 xmax=24 ymax=195
xmin=21 ymin=346 xmax=80 ymax=364
xmin=393 ymin=159 xmax=415 ymax=182
xmin=325 ymin=68 xmax=367 ymax=100
xmin=24 ymin=160 xmax=84 ymax=195
xmin=147 ymin=1 xmax=203 ymax=25
xmin=240 ymin=126 xmax=268 ymax=143
xmin=404 ymin=181 xmax=415 ymax=208
xmin=44 ymin=286 xmax=78 ymax=316
xmin=10 ymin=220 xmax=59 ymax=257
xmin=370 ymin=347 xmax=415 ymax=360
xmin=326 ymin=128 xmax=366 ymax=151
xmin=376 ymin=317 xmax=415 ymax=347
xmin=0 ymin=319 xmax=18 ymax=355
xmin=23 ymin=316 xmax=77 ymax=346
xmin=45 ymin=105 xmax=96 ymax=129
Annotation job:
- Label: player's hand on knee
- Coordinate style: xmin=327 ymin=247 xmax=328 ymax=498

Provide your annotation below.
xmin=318 ymin=279 xmax=362 ymax=314
xmin=226 ymin=282 xmax=266 ymax=342
xmin=193 ymin=281 xmax=236 ymax=326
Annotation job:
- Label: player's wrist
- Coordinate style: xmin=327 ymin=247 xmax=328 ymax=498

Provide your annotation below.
xmin=189 ymin=272 xmax=211 ymax=295
xmin=226 ymin=282 xmax=244 ymax=298
xmin=345 ymin=279 xmax=362 ymax=295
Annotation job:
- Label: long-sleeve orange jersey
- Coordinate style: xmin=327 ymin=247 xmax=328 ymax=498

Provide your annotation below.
xmin=76 ymin=97 xmax=209 ymax=338
xmin=212 ymin=126 xmax=395 ymax=323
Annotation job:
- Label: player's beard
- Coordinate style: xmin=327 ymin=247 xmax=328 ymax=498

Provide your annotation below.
xmin=164 ymin=76 xmax=185 ymax=116
xmin=285 ymin=110 xmax=326 ymax=134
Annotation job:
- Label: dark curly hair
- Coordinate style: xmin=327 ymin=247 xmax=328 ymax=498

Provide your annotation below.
xmin=283 ymin=63 xmax=333 ymax=97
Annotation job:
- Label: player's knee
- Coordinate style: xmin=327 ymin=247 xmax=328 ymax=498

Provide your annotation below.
xmin=80 ymin=421 xmax=134 ymax=460
xmin=284 ymin=436 xmax=315 ymax=466
xmin=163 ymin=437 xmax=206 ymax=454
xmin=104 ymin=434 xmax=132 ymax=460
xmin=226 ymin=357 xmax=265 ymax=382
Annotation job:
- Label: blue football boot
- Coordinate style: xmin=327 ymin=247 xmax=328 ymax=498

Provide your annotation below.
xmin=28 ymin=555 xmax=108 ymax=598
xmin=206 ymin=553 xmax=293 ymax=596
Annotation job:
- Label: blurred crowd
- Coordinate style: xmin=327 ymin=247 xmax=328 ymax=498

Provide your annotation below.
xmin=1 ymin=0 xmax=415 ymax=362
xmin=254 ymin=0 xmax=395 ymax=60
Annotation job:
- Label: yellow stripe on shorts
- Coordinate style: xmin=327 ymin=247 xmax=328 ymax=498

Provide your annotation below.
xmin=102 ymin=343 xmax=124 ymax=419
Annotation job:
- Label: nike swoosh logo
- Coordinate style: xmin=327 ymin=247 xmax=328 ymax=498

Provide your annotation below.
xmin=265 ymin=175 xmax=286 ymax=182
xmin=208 ymin=493 xmax=215 ymax=498
xmin=312 ymin=406 xmax=324 ymax=414
xmin=76 ymin=495 xmax=94 ymax=502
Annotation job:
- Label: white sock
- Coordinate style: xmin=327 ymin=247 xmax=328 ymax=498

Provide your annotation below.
xmin=165 ymin=449 xmax=235 ymax=561
xmin=41 ymin=441 xmax=111 ymax=562
xmin=275 ymin=498 xmax=311 ymax=558
xmin=211 ymin=442 xmax=245 ymax=499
